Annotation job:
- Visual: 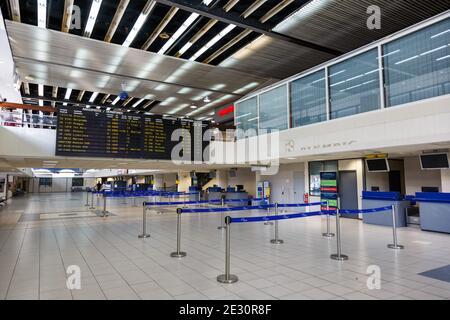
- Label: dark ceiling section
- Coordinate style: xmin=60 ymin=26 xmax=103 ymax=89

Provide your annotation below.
xmin=110 ymin=0 xmax=147 ymax=45
xmin=69 ymin=0 xmax=91 ymax=36
xmin=19 ymin=83 xmax=160 ymax=114
xmin=46 ymin=0 xmax=64 ymax=30
xmin=90 ymin=0 xmax=120 ymax=41
xmin=19 ymin=0 xmax=37 ymax=25
xmin=130 ymin=3 xmax=171 ymax=49
xmin=147 ymin=8 xmax=192 ymax=52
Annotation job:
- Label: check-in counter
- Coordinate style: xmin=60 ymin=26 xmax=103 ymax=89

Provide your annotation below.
xmin=415 ymin=192 xmax=450 ymax=234
xmin=206 ymin=187 xmax=224 ymax=203
xmin=225 ymin=191 xmax=249 ymax=207
xmin=362 ymin=191 xmax=408 ymax=227
xmin=188 ymin=186 xmax=200 ymax=202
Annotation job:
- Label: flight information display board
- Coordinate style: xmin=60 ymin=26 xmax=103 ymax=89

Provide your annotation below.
xmin=56 ymin=107 xmax=210 ymax=161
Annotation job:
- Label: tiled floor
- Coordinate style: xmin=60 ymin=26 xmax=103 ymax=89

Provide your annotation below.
xmin=1 ymin=193 xmax=450 ymax=300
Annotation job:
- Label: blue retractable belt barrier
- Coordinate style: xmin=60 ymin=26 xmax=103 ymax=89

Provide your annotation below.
xmin=224 ymin=198 xmax=267 ymax=203
xmin=277 ymin=202 xmax=323 ymax=208
xmin=338 ymin=206 xmax=392 ymax=215
xmin=143 ymin=200 xmax=219 ymax=206
xmin=181 ymin=205 xmax=273 ymax=213
xmin=231 ymin=211 xmax=324 ymax=223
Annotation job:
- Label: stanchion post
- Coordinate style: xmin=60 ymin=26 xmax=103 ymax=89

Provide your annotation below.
xmin=388 ymin=205 xmax=404 ymax=250
xmin=138 ymin=203 xmax=151 ymax=238
xmin=218 ymin=195 xmax=226 ymax=230
xmin=264 ymin=198 xmax=273 ymax=226
xmin=85 ymin=189 xmax=90 ymax=206
xmin=170 ymin=208 xmax=187 ymax=258
xmin=217 ymin=216 xmax=238 ymax=284
xmin=102 ymin=193 xmax=109 ymax=217
xmin=330 ymin=198 xmax=348 ymax=261
xmin=323 ymin=201 xmax=335 ymax=238
xmin=89 ymin=191 xmax=95 ymax=209
xmin=132 ymin=194 xmax=137 ymax=207
xmin=271 ymin=203 xmax=284 ymax=244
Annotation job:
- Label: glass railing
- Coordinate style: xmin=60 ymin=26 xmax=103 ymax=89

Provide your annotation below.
xmin=0 ymin=110 xmax=57 ymax=128
xmin=235 ymin=13 xmax=450 ymax=135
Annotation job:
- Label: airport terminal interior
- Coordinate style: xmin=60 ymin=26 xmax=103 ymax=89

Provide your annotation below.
xmin=1 ymin=0 xmax=450 ymax=302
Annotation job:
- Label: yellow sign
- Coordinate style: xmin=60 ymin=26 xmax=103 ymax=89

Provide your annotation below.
xmin=366 ymin=154 xmax=388 ymax=159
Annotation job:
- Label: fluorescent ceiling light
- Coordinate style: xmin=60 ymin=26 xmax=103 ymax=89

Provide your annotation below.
xmin=84 ymin=0 xmax=102 ymax=37
xmin=189 ymin=24 xmax=236 ymax=61
xmin=37 ymin=0 xmax=47 ymax=28
xmin=247 ymin=117 xmax=259 ymax=122
xmin=89 ymin=92 xmax=99 ymax=103
xmin=419 ymin=45 xmax=447 ymax=56
xmin=158 ymin=13 xmax=199 ymax=54
xmin=132 ymin=98 xmax=145 ymax=108
xmin=63 ymin=88 xmax=72 ymax=106
xmin=112 ymin=96 xmax=120 ymax=105
xmin=123 ymin=1 xmax=155 ymax=47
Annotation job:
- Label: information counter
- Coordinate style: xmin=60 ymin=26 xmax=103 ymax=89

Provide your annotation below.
xmin=362 ymin=191 xmax=408 ymax=227
xmin=415 ymin=192 xmax=450 ymax=234
xmin=207 ymin=187 xmax=224 ymax=203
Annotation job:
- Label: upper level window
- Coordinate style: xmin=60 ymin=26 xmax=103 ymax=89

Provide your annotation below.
xmin=383 ymin=18 xmax=450 ymax=107
xmin=235 ymin=97 xmax=258 ymax=137
xmin=291 ymin=70 xmax=327 ymax=127
xmin=329 ymin=49 xmax=381 ymax=119
xmin=259 ymin=85 xmax=288 ymax=132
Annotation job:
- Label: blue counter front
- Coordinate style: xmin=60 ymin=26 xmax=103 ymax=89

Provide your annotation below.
xmin=362 ymin=192 xmax=408 ymax=227
xmin=415 ymin=192 xmax=450 ymax=234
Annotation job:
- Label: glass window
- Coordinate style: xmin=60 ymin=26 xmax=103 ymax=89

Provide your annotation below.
xmin=290 ymin=70 xmax=327 ymax=127
xmin=383 ymin=18 xmax=450 ymax=107
xmin=329 ymin=49 xmax=380 ymax=119
xmin=235 ymin=97 xmax=258 ymax=135
xmin=309 ymin=161 xmax=338 ymax=196
xmin=259 ymin=85 xmax=288 ymax=131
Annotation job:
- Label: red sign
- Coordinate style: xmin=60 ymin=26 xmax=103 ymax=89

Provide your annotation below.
xmin=218 ymin=105 xmax=234 ymax=117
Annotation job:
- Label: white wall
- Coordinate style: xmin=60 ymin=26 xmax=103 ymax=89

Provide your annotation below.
xmin=258 ymin=163 xmax=305 ymax=203
xmin=440 ymin=169 xmax=450 ymax=193
xmin=227 ymin=168 xmax=256 ymax=197
xmin=404 ymin=156 xmax=441 ymax=195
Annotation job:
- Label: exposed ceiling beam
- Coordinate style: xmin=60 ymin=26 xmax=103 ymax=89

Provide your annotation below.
xmin=101 ymin=94 xmax=111 ymax=104
xmin=223 ymin=0 xmax=240 ymax=12
xmin=61 ymin=0 xmax=74 ymax=32
xmin=8 ymin=0 xmax=21 ymax=22
xmin=260 ymin=0 xmax=294 ymax=23
xmin=242 ymin=0 xmax=267 ymax=19
xmin=77 ymin=90 xmax=85 ymax=101
xmin=104 ymin=0 xmax=130 ymax=42
xmin=141 ymin=6 xmax=179 ymax=50
xmin=153 ymin=0 xmax=342 ymax=55
xmin=203 ymin=29 xmax=252 ymax=63
xmin=22 ymin=94 xmax=110 ymax=109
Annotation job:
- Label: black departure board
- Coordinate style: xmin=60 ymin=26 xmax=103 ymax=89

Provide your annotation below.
xmin=56 ymin=107 xmax=210 ymax=161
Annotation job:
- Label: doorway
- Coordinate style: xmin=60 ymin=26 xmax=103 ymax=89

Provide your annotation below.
xmin=293 ymin=171 xmax=305 ymax=203
xmin=338 ymin=171 xmax=359 ymax=219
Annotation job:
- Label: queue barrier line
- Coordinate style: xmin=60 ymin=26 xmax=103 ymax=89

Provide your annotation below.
xmin=230 ymin=210 xmax=323 ymax=223
xmin=180 ymin=205 xmax=272 ymax=213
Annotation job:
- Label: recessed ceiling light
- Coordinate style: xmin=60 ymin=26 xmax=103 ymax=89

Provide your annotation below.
xmin=190 ymin=105 xmax=198 ymax=109
xmin=203 ymin=96 xmax=211 ymax=103
xmin=25 ymin=75 xmax=35 ymax=81
xmin=159 ymin=32 xmax=170 ymax=39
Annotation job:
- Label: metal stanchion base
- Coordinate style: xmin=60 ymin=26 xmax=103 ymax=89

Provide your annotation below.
xmin=322 ymin=233 xmax=335 ymax=238
xmin=387 ymin=244 xmax=404 ymax=250
xmin=101 ymin=212 xmax=110 ymax=217
xmin=217 ymin=274 xmax=238 ymax=284
xmin=85 ymin=203 xmax=90 ymax=207
xmin=170 ymin=252 xmax=187 ymax=258
xmin=138 ymin=234 xmax=150 ymax=239
xmin=89 ymin=207 xmax=95 ymax=210
xmin=264 ymin=222 xmax=274 ymax=225
xmin=330 ymin=254 xmax=349 ymax=261
xmin=217 ymin=226 xmax=226 ymax=230
xmin=270 ymin=239 xmax=284 ymax=244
